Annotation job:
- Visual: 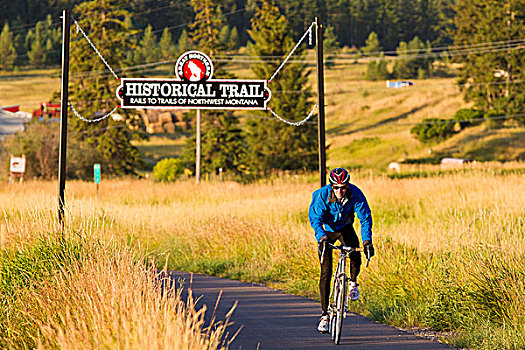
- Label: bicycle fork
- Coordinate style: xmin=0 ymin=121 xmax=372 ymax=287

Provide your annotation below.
xmin=332 ymin=253 xmax=349 ymax=317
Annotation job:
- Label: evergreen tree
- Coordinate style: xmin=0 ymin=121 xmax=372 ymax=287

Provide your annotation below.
xmin=362 ymin=31 xmax=381 ymax=56
xmin=230 ymin=26 xmax=240 ymax=51
xmin=246 ymin=0 xmax=317 ymax=174
xmin=135 ymin=25 xmax=160 ymax=63
xmin=25 ymin=15 xmax=61 ymax=67
xmin=218 ymin=24 xmax=231 ymax=48
xmin=0 ymin=23 xmax=16 ymax=70
xmin=454 ymin=0 xmax=525 ymax=125
xmin=364 ymin=32 xmax=389 ymax=80
xmin=392 ymin=36 xmax=432 ymax=79
xmin=177 ymin=29 xmax=191 ymax=55
xmin=159 ymin=27 xmax=177 ymax=60
xmin=190 ymin=0 xmax=224 ymax=57
xmin=27 ymin=23 xmax=46 ymax=66
xmin=323 ymin=24 xmax=339 ymax=69
xmin=67 ymin=0 xmax=143 ymax=176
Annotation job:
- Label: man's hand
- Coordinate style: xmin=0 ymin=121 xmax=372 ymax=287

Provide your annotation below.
xmin=319 ymin=235 xmax=329 ymax=244
xmin=363 ymin=240 xmax=375 ymax=259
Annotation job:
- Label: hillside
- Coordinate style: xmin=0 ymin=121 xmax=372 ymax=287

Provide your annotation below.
xmin=1 ymin=60 xmax=524 ymax=171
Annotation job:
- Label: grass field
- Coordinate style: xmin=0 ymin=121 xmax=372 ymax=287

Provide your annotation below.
xmin=1 ymin=163 xmax=524 ymax=348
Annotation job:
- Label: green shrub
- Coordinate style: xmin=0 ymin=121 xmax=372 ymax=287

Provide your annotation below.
xmin=454 ymin=108 xmax=483 ymax=129
xmin=410 ymin=118 xmax=455 ymax=144
xmin=366 ymin=59 xmax=389 ymax=81
xmin=153 ymin=158 xmax=184 ymax=181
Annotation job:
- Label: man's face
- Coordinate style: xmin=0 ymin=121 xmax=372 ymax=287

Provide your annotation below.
xmin=332 ymin=184 xmax=348 ymax=199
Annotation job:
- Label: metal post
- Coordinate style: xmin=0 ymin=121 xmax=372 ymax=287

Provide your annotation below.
xmin=58 ymin=9 xmax=70 ymax=227
xmin=196 ymin=109 xmax=201 ymax=184
xmin=315 ymin=17 xmax=327 ymax=188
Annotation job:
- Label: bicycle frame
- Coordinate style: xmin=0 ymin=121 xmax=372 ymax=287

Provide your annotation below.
xmin=322 ymin=243 xmax=365 ymax=344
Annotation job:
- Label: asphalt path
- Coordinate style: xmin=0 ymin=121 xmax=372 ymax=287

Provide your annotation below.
xmin=170 ymin=271 xmax=452 ymax=350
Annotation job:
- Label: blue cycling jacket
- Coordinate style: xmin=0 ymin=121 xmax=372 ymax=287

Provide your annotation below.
xmin=309 ymin=184 xmax=373 ymax=243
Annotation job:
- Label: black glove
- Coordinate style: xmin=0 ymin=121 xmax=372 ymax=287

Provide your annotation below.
xmin=320 ymin=235 xmax=329 ymax=244
xmin=363 ymin=240 xmax=375 ymax=258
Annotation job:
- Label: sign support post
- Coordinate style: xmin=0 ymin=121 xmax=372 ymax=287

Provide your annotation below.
xmin=315 ymin=17 xmax=327 ymax=187
xmin=58 ymin=9 xmax=70 ymax=228
xmin=196 ymin=109 xmax=201 ymax=184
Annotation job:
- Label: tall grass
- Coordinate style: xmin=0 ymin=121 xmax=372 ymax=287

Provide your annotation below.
xmin=1 ymin=164 xmax=524 ymax=349
xmin=0 ymin=219 xmax=231 ymax=348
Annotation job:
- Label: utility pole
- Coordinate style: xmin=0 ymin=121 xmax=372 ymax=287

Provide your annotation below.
xmin=196 ymin=109 xmax=201 ymax=184
xmin=315 ymin=17 xmax=327 ymax=187
xmin=58 ymin=9 xmax=70 ymax=228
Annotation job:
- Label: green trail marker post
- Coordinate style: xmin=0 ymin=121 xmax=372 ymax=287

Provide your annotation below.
xmin=94 ymin=163 xmax=101 ymax=198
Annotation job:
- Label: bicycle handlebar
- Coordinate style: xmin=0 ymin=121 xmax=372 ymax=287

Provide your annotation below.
xmin=322 ymin=243 xmax=371 ymax=267
xmin=327 ymin=243 xmax=364 ymax=253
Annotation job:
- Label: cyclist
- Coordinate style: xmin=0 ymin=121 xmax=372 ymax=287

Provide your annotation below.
xmin=308 ymin=167 xmax=375 ymax=333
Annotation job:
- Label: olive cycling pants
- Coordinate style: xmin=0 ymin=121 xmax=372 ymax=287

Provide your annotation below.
xmin=317 ymin=225 xmax=362 ymax=315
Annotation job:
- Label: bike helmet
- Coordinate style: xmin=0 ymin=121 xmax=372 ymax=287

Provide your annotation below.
xmin=329 ymin=167 xmax=350 ymax=185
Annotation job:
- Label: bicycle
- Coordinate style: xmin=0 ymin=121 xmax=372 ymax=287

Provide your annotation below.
xmin=321 ymin=243 xmax=371 ymax=344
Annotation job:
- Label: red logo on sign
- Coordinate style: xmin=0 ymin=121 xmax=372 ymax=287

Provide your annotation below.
xmin=183 ymin=59 xmax=206 ymax=81
xmin=175 ymin=51 xmax=214 ymax=82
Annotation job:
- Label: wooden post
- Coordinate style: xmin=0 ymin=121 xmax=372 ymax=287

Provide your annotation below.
xmin=58 ymin=9 xmax=70 ymax=227
xmin=315 ymin=17 xmax=327 ymax=187
xmin=196 ymin=109 xmax=201 ymax=184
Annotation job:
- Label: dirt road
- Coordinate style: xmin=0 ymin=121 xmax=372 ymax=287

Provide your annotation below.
xmin=170 ymin=271 xmax=452 ymax=350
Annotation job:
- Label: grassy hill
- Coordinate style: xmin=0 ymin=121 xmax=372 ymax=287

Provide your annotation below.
xmin=1 ymin=59 xmax=524 ymax=171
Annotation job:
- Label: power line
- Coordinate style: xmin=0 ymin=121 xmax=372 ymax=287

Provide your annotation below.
xmin=325 ymin=113 xmax=525 ymax=127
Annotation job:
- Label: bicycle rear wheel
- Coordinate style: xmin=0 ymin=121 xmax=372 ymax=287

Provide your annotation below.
xmin=334 ymin=275 xmax=347 ymax=344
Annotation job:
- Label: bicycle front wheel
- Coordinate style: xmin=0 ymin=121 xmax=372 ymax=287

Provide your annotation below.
xmin=334 ymin=275 xmax=347 ymax=344
xmin=329 ymin=277 xmax=339 ymax=341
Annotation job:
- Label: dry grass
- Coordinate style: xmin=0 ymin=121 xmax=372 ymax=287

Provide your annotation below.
xmin=0 ymin=193 xmax=233 ymax=349
xmin=1 ymin=163 xmax=525 ymax=349
xmin=30 ymin=243 xmax=231 ymax=350
xmin=0 ymin=74 xmax=60 ymax=112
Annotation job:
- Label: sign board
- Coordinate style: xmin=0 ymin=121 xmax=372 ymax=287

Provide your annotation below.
xmin=10 ymin=156 xmax=26 ymax=173
xmin=94 ymin=163 xmax=101 ymax=184
xmin=116 ymin=51 xmax=271 ymax=110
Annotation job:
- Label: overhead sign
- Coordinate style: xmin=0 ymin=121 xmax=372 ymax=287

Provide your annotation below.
xmin=10 ymin=156 xmax=26 ymax=173
xmin=116 ymin=51 xmax=271 ymax=110
xmin=93 ymin=163 xmax=101 ymax=184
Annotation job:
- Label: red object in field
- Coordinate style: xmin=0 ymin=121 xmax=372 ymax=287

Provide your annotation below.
xmin=2 ymin=105 xmax=20 ymax=113
xmin=32 ymin=102 xmax=61 ymax=118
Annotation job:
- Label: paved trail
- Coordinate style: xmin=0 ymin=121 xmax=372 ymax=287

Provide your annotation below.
xmin=170 ymin=271 xmax=452 ymax=350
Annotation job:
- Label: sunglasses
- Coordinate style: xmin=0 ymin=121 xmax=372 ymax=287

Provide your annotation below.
xmin=332 ymin=185 xmax=348 ymax=190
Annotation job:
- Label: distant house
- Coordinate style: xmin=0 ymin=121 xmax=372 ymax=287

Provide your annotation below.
xmin=386 ymin=80 xmax=414 ymax=88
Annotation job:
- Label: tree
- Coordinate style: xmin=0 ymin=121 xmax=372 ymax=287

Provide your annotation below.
xmin=454 ymin=0 xmax=525 ymax=125
xmin=246 ymin=0 xmax=317 ymax=174
xmin=218 ymin=24 xmax=231 ymax=48
xmin=67 ymin=0 xmax=144 ymax=176
xmin=190 ymin=0 xmax=224 ymax=57
xmin=230 ymin=26 xmax=240 ymax=51
xmin=159 ymin=27 xmax=177 ymax=60
xmin=25 ymin=15 xmax=61 ymax=67
xmin=135 ymin=25 xmax=160 ymax=63
xmin=177 ymin=29 xmax=191 ymax=54
xmin=392 ymin=36 xmax=432 ymax=79
xmin=362 ymin=31 xmax=382 ymax=56
xmin=0 ymin=23 xmax=16 ymax=70
xmin=364 ymin=31 xmax=389 ymax=80
xmin=323 ymin=24 xmax=339 ymax=69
